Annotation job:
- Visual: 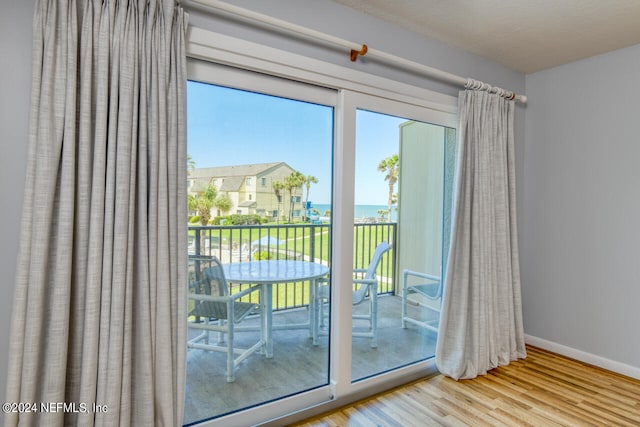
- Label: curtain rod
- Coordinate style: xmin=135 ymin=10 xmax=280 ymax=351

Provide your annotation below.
xmin=191 ymin=0 xmax=527 ymax=104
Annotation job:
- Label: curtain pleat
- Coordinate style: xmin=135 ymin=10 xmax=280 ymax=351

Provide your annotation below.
xmin=5 ymin=1 xmax=188 ymax=425
xmin=436 ymin=90 xmax=526 ymax=380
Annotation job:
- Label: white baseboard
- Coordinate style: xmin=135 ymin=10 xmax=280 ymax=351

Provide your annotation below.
xmin=525 ymin=334 xmax=640 ymax=380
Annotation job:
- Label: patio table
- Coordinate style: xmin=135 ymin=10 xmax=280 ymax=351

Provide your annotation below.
xmin=222 ymin=260 xmax=330 ymax=357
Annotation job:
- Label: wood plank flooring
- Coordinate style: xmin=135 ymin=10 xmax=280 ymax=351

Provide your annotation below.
xmin=291 ymin=346 xmax=640 ymax=427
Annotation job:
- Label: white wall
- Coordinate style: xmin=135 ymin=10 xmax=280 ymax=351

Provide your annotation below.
xmin=0 ymin=0 xmax=35 ymax=409
xmin=0 ymin=0 xmax=526 ymax=406
xmin=523 ymin=43 xmax=640 ymax=374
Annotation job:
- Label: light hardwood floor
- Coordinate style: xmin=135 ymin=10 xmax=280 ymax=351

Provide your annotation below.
xmin=291 ymin=346 xmax=640 ymax=427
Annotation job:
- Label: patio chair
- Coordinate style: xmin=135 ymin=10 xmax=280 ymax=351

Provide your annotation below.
xmin=401 ymin=269 xmax=442 ymax=333
xmin=316 ymin=241 xmax=392 ymax=348
xmin=187 ymin=256 xmax=263 ymax=382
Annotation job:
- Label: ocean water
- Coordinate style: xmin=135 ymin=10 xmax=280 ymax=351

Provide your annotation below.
xmin=311 ymin=204 xmax=398 ymax=221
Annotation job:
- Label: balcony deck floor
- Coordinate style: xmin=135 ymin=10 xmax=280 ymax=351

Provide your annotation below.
xmin=183 ymin=295 xmax=438 ymax=425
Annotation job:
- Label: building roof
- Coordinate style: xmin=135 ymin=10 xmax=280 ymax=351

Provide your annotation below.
xmin=219 ymin=176 xmax=244 ymax=192
xmin=189 ymin=162 xmax=298 ymax=195
xmin=190 ymin=180 xmax=209 ymax=193
xmin=190 ymin=162 xmax=292 ymax=179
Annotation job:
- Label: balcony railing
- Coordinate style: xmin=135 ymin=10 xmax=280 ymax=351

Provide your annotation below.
xmin=188 ymin=222 xmax=396 ymax=311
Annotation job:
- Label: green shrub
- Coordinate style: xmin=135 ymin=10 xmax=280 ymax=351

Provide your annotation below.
xmin=253 ymin=250 xmax=271 ymax=260
xmin=229 ymin=214 xmax=263 ymax=225
xmin=192 ymin=214 xmax=267 ymax=226
xmin=209 ymin=216 xmax=225 ymax=225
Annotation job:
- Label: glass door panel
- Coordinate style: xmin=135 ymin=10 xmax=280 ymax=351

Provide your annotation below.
xmin=184 ymin=79 xmax=334 ymax=424
xmin=351 ymin=109 xmax=455 ymax=382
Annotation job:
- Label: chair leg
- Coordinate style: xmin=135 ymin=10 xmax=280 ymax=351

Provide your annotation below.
xmin=314 ymin=296 xmax=328 ymax=346
xmin=226 ymin=301 xmax=235 ymax=382
xmin=319 ymin=300 xmax=325 ymax=329
xmin=402 ymin=290 xmax=408 ymax=329
xmin=216 ymin=319 xmax=226 ymax=344
xmin=314 ymin=297 xmax=323 ymax=346
xmin=370 ymin=287 xmax=378 ymax=348
xmin=204 ymin=319 xmax=210 ymax=344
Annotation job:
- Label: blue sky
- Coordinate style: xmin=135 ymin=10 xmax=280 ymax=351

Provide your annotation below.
xmin=187 ymin=81 xmax=405 ymax=205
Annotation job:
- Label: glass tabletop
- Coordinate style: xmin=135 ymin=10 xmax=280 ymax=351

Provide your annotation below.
xmin=222 ymin=260 xmax=329 ymax=284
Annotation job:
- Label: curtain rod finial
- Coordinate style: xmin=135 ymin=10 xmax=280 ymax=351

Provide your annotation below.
xmin=350 ymin=44 xmax=368 ymax=62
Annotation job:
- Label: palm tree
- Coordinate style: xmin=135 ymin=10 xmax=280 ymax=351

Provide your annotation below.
xmin=272 ymin=180 xmax=285 ymax=223
xmin=194 ymin=184 xmax=216 ymax=226
xmin=303 ymin=175 xmax=319 ymax=220
xmin=187 ymin=153 xmax=196 ymax=176
xmin=377 ymin=154 xmax=399 ymax=222
xmin=284 ymin=171 xmax=305 ymax=223
xmin=189 ymin=184 xmax=216 ymax=252
xmin=188 ymin=194 xmax=197 ymax=215
xmin=213 ymin=193 xmax=231 ymax=217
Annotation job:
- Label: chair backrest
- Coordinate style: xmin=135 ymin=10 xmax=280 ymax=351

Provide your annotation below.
xmin=364 ymin=241 xmax=392 ymax=280
xmin=352 ymin=241 xmax=392 ymax=304
xmin=201 ymin=256 xmax=230 ymax=297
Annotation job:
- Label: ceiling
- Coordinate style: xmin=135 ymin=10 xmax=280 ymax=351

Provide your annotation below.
xmin=332 ymin=0 xmax=640 ymax=74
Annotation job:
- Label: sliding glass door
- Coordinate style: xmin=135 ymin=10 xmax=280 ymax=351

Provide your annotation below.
xmin=184 ymin=61 xmax=335 ymax=425
xmin=183 ymin=56 xmax=457 ymax=426
xmin=351 ymin=108 xmax=456 ymax=381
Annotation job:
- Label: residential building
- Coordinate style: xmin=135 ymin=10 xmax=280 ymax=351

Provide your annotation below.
xmin=188 ymin=162 xmax=301 ymax=219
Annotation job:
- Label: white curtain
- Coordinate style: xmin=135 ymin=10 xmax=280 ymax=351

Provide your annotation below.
xmin=436 ymin=90 xmax=526 ymax=380
xmin=5 ymin=0 xmax=188 ymax=425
